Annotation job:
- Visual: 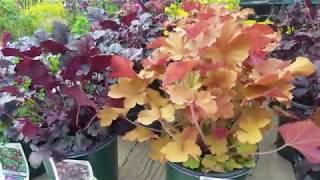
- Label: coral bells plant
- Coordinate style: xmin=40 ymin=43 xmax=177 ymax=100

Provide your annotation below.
xmin=98 ymin=2 xmax=319 ymax=172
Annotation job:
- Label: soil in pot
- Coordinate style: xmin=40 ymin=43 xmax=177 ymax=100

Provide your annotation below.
xmin=166 ymin=162 xmax=253 ymax=180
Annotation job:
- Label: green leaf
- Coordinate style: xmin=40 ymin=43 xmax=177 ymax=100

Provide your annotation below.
xmin=242 ymin=159 xmax=256 ymax=168
xmin=236 ymin=143 xmax=257 ymax=155
xmin=183 ymin=156 xmax=200 ymax=169
xmin=16 ymin=106 xmax=29 ymax=117
xmin=223 ymin=159 xmax=242 ymax=171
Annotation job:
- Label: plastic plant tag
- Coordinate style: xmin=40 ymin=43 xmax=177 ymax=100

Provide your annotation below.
xmin=44 ymin=157 xmax=96 ymax=180
xmin=200 ymin=176 xmax=232 ymax=180
xmin=0 ymin=143 xmax=29 ymax=180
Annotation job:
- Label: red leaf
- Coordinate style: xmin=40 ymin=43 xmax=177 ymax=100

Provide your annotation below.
xmin=20 ymin=119 xmax=40 ymax=138
xmin=164 ymin=61 xmax=197 ymax=85
xmin=2 ymin=47 xmax=41 ymax=58
xmin=185 ymin=20 xmax=211 ymax=39
xmin=212 ymin=127 xmax=228 ymax=139
xmin=147 ymin=37 xmax=166 ymax=49
xmin=15 ymin=58 xmax=56 ymax=90
xmin=107 ymin=97 xmax=124 ymax=108
xmin=181 ymin=0 xmax=201 ymax=11
xmin=61 ymin=55 xmax=89 ymax=80
xmin=63 ymin=86 xmax=97 ymax=110
xmin=198 ymin=62 xmax=224 ymax=76
xmin=245 ymin=50 xmax=267 ymax=66
xmin=0 ymin=86 xmax=22 ymax=96
xmin=121 ymin=11 xmax=138 ymax=26
xmin=89 ymin=55 xmax=111 ymax=72
xmin=2 ymin=48 xmax=23 ymax=57
xmin=279 ymin=120 xmax=320 ymax=164
xmin=40 ymin=40 xmax=68 ymax=54
xmin=109 ymin=55 xmax=136 ymax=78
xmin=99 ymin=20 xmax=119 ymax=30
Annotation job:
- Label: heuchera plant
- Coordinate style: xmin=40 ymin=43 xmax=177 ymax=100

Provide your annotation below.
xmin=0 ymin=22 xmax=137 ymax=168
xmin=272 ymin=1 xmax=320 ymax=108
xmin=98 ymin=1 xmax=319 ymax=172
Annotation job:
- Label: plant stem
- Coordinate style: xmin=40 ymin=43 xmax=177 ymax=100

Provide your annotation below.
xmin=76 ymin=106 xmax=81 ymax=128
xmin=83 ymin=114 xmax=97 ymax=130
xmin=122 ymin=116 xmax=162 ymax=133
xmin=190 ymin=105 xmax=206 ymax=143
xmin=159 ymin=120 xmax=177 ymax=141
xmin=253 ymin=144 xmax=288 ymax=156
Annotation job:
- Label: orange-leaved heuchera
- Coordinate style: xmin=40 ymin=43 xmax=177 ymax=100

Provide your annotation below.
xmin=98 ymin=2 xmax=317 ymax=172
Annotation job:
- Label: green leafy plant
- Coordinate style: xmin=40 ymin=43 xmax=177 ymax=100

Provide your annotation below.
xmin=71 ymin=16 xmax=91 ymax=36
xmin=0 ymin=0 xmax=34 ymax=39
xmin=22 ymin=1 xmax=67 ymax=32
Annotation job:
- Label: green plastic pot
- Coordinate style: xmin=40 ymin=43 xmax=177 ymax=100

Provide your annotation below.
xmin=67 ymin=135 xmax=118 ymax=180
xmin=166 ymin=162 xmax=252 ymax=180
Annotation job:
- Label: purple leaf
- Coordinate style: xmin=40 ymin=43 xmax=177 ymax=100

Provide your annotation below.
xmin=89 ymin=55 xmax=111 ymax=72
xmin=61 ymin=56 xmax=89 ymax=80
xmin=2 ymin=48 xmax=23 ymax=57
xmin=15 ymin=57 xmax=56 ymax=90
xmin=99 ymin=20 xmax=119 ymax=30
xmin=20 ymin=119 xmax=41 ymax=138
xmin=40 ymin=40 xmax=68 ymax=54
xmin=0 ymin=86 xmax=22 ymax=96
xmin=2 ymin=46 xmax=41 ymax=58
xmin=62 ymin=86 xmax=97 ymax=110
xmin=121 ymin=11 xmax=138 ymax=26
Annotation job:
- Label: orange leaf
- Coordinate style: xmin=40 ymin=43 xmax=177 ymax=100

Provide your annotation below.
xmin=147 ymin=37 xmax=166 ymax=49
xmin=285 ymin=57 xmax=315 ymax=77
xmin=164 ymin=60 xmax=197 ymax=85
xmin=204 ymin=68 xmax=237 ymax=89
xmin=123 ymin=126 xmax=154 ymax=142
xmin=110 ymin=55 xmax=136 ymax=78
xmin=166 ymin=84 xmax=194 ymax=105
xmin=195 ymin=91 xmax=217 ymax=117
xmin=137 ymin=106 xmax=160 ymax=125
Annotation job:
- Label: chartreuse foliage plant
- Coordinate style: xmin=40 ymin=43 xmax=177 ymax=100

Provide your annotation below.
xmin=0 ymin=0 xmax=34 ymax=39
xmin=98 ymin=1 xmax=320 ymax=172
xmin=71 ymin=15 xmax=90 ymax=36
xmin=165 ymin=0 xmax=240 ymax=18
xmin=22 ymin=1 xmax=67 ymax=32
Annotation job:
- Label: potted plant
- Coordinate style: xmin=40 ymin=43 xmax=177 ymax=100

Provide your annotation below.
xmin=271 ymin=2 xmax=320 ymax=179
xmin=0 ymin=1 xmax=169 ymax=178
xmin=97 ymin=1 xmax=319 ymax=180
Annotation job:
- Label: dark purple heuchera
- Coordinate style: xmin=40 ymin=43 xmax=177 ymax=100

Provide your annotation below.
xmin=272 ymin=1 xmax=320 ymax=107
xmin=86 ymin=1 xmax=168 ymax=62
xmin=0 ymin=0 xmax=169 ymax=168
xmin=0 ymin=24 xmax=137 ymax=168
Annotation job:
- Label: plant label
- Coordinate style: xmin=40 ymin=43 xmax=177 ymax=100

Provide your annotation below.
xmin=200 ymin=176 xmax=232 ymax=180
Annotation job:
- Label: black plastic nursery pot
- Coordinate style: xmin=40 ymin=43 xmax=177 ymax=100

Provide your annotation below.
xmin=21 ymin=142 xmax=46 ymax=178
xmin=67 ymin=135 xmax=118 ymax=180
xmin=166 ymin=162 xmax=252 ymax=180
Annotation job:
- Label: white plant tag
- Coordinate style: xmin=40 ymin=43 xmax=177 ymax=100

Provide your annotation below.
xmin=200 ymin=176 xmax=232 ymax=180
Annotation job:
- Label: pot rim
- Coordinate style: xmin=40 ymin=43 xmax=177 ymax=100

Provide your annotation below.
xmin=167 ymin=160 xmax=253 ymax=179
xmin=291 ymin=101 xmax=314 ymax=110
xmin=67 ymin=134 xmax=117 ymax=158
